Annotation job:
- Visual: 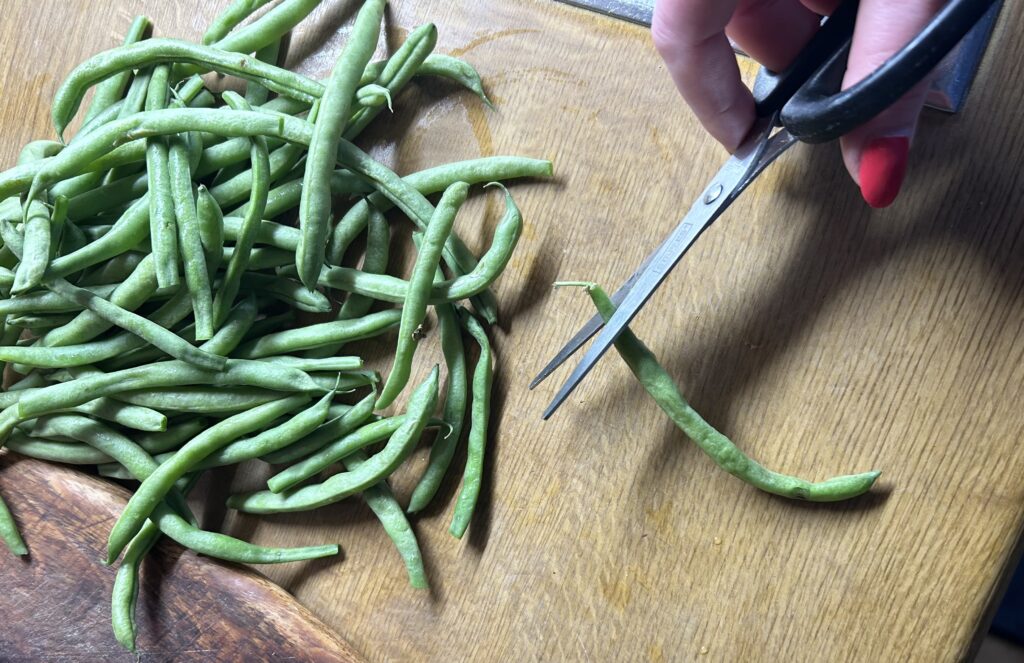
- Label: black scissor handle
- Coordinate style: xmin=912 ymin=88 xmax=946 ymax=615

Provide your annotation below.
xmin=753 ymin=0 xmax=1000 ymax=144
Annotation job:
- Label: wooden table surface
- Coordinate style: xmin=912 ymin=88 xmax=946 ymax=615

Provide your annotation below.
xmin=3 ymin=1 xmax=1024 ymax=661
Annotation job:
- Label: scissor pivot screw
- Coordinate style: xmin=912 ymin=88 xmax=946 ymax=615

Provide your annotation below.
xmin=704 ymin=184 xmax=723 ymax=204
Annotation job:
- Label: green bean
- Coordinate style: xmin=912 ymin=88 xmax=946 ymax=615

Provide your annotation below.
xmin=449 ymin=308 xmax=492 ymax=538
xmin=143 ymin=66 xmax=180 ymax=288
xmin=247 ymin=39 xmax=282 ymax=106
xmin=5 ymin=313 xmax=77 ymax=330
xmin=31 ymin=414 xmax=192 ymax=516
xmin=212 ymin=0 xmax=323 ymax=56
xmin=408 ymin=278 xmax=466 ymax=513
xmin=222 ymin=215 xmax=298 ymax=251
xmin=345 ymin=449 xmax=427 ymax=588
xmin=384 ymin=182 xmax=467 ymax=411
xmin=5 ymin=429 xmax=113 ymax=464
xmin=210 ymin=141 xmax=301 ymax=212
xmin=196 ymin=186 xmax=224 ymax=274
xmin=85 ymin=15 xmax=153 ymax=123
xmin=297 ymin=0 xmax=384 ymax=290
xmin=44 ymin=278 xmax=225 ymax=371
xmin=167 ymin=136 xmax=214 ymax=339
xmin=66 ymin=172 xmax=146 ymax=222
xmin=45 ymin=195 xmax=151 ymax=283
xmin=186 ymin=391 xmax=334 ymax=472
xmin=234 ymin=308 xmax=401 ymax=359
xmin=355 ymin=84 xmax=391 ymax=110
xmin=261 ymin=390 xmax=377 ymax=465
xmin=41 ymin=252 xmax=158 ymax=346
xmin=136 ymin=419 xmax=209 ymax=454
xmin=307 ymin=370 xmax=379 ymax=393
xmin=202 ymin=0 xmax=274 ymax=45
xmin=78 ymin=251 xmax=146 ymax=287
xmin=0 ymin=387 xmax=164 ymax=432
xmin=268 ymin=414 xmax=408 ymax=493
xmin=117 ymin=68 xmax=152 ymax=121
xmin=238 ymin=272 xmax=332 ymax=313
xmin=319 ymin=184 xmax=521 ymax=304
xmin=107 ymin=394 xmax=310 ymax=562
xmin=0 ymin=489 xmax=27 ymax=556
xmin=0 ymin=284 xmax=118 ymax=315
xmin=18 ymin=358 xmax=320 ymax=419
xmin=417 ymin=54 xmax=493 ymax=107
xmin=53 ymin=39 xmax=324 ymax=139
xmin=58 ymin=219 xmax=87 ymax=256
xmin=11 ymin=200 xmax=51 ymax=294
xmin=260 ymin=355 xmax=362 ymax=372
xmin=0 ymin=289 xmax=192 ymax=369
xmin=338 ymin=206 xmax=390 ymax=318
xmin=229 ymin=366 xmax=438 ymax=513
xmin=111 ymin=519 xmax=158 ymax=651
xmin=214 ymin=92 xmax=271 ymax=328
xmin=344 ymin=23 xmax=437 ymax=140
xmin=567 ymin=282 xmax=882 ymax=501
xmin=116 ymin=387 xmax=279 ymax=414
xmin=227 ymin=246 xmax=292 ymax=271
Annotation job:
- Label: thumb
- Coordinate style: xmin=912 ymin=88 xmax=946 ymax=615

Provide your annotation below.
xmin=839 ymin=0 xmax=944 ymax=208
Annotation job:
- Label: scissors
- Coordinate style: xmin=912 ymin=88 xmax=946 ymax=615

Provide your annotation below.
xmin=532 ymin=0 xmax=1001 ymax=419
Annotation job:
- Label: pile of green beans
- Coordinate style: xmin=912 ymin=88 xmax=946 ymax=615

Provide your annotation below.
xmin=0 ymin=0 xmax=550 ymax=651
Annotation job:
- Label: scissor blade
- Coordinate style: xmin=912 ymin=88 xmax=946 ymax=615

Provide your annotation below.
xmin=541 ymin=121 xmax=780 ymax=420
xmin=529 ymin=254 xmax=656 ymax=390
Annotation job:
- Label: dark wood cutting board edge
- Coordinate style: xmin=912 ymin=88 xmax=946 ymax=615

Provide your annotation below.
xmin=0 ymin=451 xmax=364 ymax=662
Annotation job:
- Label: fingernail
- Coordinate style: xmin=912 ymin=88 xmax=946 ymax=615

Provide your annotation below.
xmin=859 ymin=136 xmax=910 ymax=209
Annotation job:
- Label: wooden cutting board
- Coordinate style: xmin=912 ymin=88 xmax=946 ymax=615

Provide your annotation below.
xmin=3 ymin=1 xmax=1024 ymax=661
xmin=0 ymin=453 xmax=364 ymax=662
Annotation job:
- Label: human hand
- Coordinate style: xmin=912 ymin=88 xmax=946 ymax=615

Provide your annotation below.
xmin=652 ymin=0 xmax=942 ymax=208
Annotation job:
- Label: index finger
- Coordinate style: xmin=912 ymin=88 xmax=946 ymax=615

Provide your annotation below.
xmin=652 ymin=0 xmax=753 ymax=151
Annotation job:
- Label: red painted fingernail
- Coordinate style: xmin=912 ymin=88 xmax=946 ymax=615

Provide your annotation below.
xmin=859 ymin=136 xmax=909 ymax=209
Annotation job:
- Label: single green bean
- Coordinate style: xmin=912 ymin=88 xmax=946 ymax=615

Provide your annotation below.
xmin=78 ymin=251 xmax=146 ymax=287
xmin=5 ymin=313 xmax=77 ymax=330
xmin=0 ymin=489 xmax=27 ymax=556
xmin=144 ymin=65 xmax=179 ymax=288
xmin=111 ymin=519 xmax=158 ymax=651
xmin=417 ymin=54 xmax=493 ymax=107
xmin=116 ymin=386 xmax=280 ymax=414
xmin=215 ymin=92 xmax=271 ymax=327
xmin=44 ymin=278 xmax=225 ymax=371
xmin=238 ymin=272 xmax=332 ymax=313
xmin=66 ymin=171 xmax=146 ymax=222
xmin=408 ymin=278 xmax=467 ymax=513
xmin=53 ymin=39 xmax=325 ymax=139
xmin=0 ymin=284 xmax=118 ymax=315
xmin=202 ymin=0 xmax=274 ymax=45
xmin=107 ymin=394 xmax=310 ymax=562
xmin=18 ymin=358 xmax=320 ymax=419
xmin=355 ymin=84 xmax=391 ymax=110
xmin=234 ymin=308 xmax=401 ymax=358
xmin=85 ymin=15 xmax=152 ymax=126
xmin=228 ymin=366 xmax=438 ymax=513
xmin=136 ymin=419 xmax=209 ymax=454
xmin=167 ymin=135 xmax=214 ymax=339
xmin=246 ymin=39 xmax=282 ymax=106
xmin=267 ymin=414 xmax=407 ymax=493
xmin=569 ymin=282 xmax=882 ymax=501
xmin=450 ymin=308 xmax=493 ymax=538
xmin=298 ymin=0 xmax=385 ymax=290
xmin=5 ymin=430 xmax=113 ymax=464
xmin=346 ymin=449 xmax=428 ymax=588
xmin=260 ymin=390 xmax=376 ymax=465
xmin=185 ymin=391 xmax=333 ymax=471
xmin=212 ymin=0 xmax=323 ymax=56
xmin=378 ymin=182 xmax=467 ymax=409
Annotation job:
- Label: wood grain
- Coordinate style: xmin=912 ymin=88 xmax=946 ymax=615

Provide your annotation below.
xmin=1 ymin=0 xmax=1023 ymax=661
xmin=0 ymin=453 xmax=364 ymax=662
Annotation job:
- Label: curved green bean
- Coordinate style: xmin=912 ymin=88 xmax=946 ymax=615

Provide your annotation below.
xmin=215 ymin=92 xmax=271 ymax=327
xmin=234 ymin=308 xmax=401 ymax=358
xmin=85 ymin=15 xmax=152 ymax=125
xmin=346 ymin=449 xmax=428 ymax=589
xmin=44 ymin=278 xmax=225 ymax=371
xmin=202 ymin=0 xmax=274 ymax=45
xmin=297 ymin=0 xmax=384 ymax=290
xmin=228 ymin=366 xmax=438 ymax=514
xmin=450 ymin=308 xmax=492 ymax=538
xmin=568 ymin=282 xmax=882 ymax=501
xmin=52 ymin=38 xmax=324 ymax=138
xmin=260 ymin=390 xmax=377 ymax=466
xmin=0 ymin=490 xmax=27 ymax=556
xmin=18 ymin=358 xmax=320 ymax=419
xmin=196 ymin=186 xmax=225 ymax=274
xmin=107 ymin=394 xmax=311 ymax=562
xmin=378 ymin=181 xmax=468 ymax=409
